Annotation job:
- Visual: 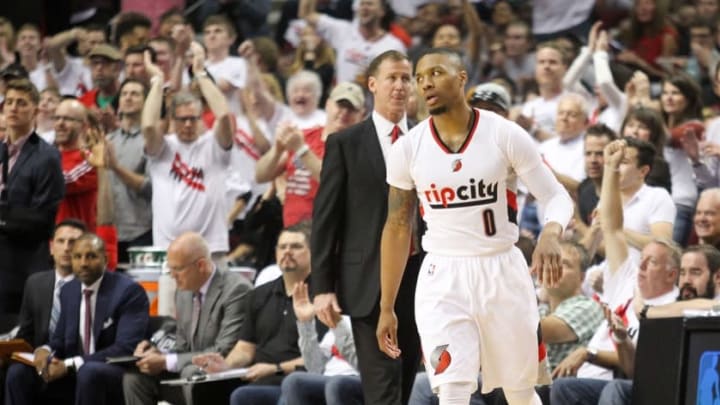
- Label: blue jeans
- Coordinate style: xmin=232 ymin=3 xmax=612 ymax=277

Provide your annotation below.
xmin=673 ymin=203 xmax=695 ymax=247
xmin=598 ymin=379 xmax=632 ymax=405
xmin=229 ymin=384 xmax=281 ymax=405
xmin=550 ymin=377 xmax=609 ymax=405
xmin=280 ymin=372 xmax=363 ymax=405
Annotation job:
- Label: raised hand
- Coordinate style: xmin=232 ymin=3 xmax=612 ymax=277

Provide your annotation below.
xmin=292 ymin=282 xmax=315 ymax=322
xmin=603 ymin=139 xmax=626 ymax=170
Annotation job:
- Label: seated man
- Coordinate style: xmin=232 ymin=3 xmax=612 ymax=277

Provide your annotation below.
xmin=5 ymin=233 xmax=149 ymax=405
xmin=192 ymin=223 xmax=326 ymax=403
xmin=551 ymin=139 xmax=680 ymax=404
xmin=122 ymin=232 xmax=251 ymax=405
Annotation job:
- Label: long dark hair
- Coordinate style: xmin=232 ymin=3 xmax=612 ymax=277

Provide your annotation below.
xmin=661 ymin=74 xmax=703 ymax=125
xmin=621 ymin=106 xmax=667 ymax=154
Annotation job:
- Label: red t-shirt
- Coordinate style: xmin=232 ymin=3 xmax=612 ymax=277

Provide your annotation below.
xmin=632 ymin=25 xmax=678 ymax=68
xmin=56 ymin=149 xmax=98 ymax=231
xmin=283 ymin=127 xmax=325 ymax=226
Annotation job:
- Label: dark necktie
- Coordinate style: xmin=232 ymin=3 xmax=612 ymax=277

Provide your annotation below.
xmin=191 ymin=292 xmax=202 ymax=347
xmin=390 ymin=125 xmax=401 ymax=144
xmin=83 ymin=289 xmax=94 ymax=354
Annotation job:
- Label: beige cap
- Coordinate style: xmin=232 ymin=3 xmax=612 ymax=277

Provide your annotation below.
xmin=328 ymin=82 xmax=365 ymax=110
xmin=88 ymin=44 xmax=122 ymax=62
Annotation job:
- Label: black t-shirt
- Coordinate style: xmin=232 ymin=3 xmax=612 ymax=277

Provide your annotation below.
xmin=577 ymin=178 xmax=599 ymax=226
xmin=238 ymin=276 xmax=327 ymax=365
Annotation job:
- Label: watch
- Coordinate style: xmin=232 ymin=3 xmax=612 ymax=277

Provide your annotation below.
xmin=63 ymin=358 xmax=76 ymax=373
xmin=586 ymin=347 xmax=598 ymax=364
xmin=275 ymin=363 xmax=283 ymax=375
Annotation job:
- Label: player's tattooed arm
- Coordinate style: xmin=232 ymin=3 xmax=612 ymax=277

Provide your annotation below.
xmin=386 ymin=186 xmax=417 ymax=228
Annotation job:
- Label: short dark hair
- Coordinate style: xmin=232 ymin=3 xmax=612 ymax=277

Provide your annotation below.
xmin=119 ymin=77 xmax=148 ymax=97
xmin=54 ymin=218 xmax=87 ymax=237
xmin=149 ymin=36 xmax=176 ymax=52
xmin=585 ymin=123 xmax=619 ymax=142
xmin=115 ymin=12 xmax=152 ymax=42
xmin=412 ymin=47 xmax=464 ymax=73
xmin=367 ymin=50 xmax=409 ymax=79
xmin=623 ymin=136 xmax=656 ymax=172
xmin=684 ymin=244 xmax=720 ymax=277
xmin=159 ymin=7 xmax=184 ymax=25
xmin=203 ymin=14 xmax=236 ymax=38
xmin=282 ymin=221 xmax=312 ymax=246
xmin=125 ymin=44 xmax=155 ymax=62
xmin=74 ymin=232 xmax=107 ymax=256
xmin=5 ymin=78 xmax=39 ymax=104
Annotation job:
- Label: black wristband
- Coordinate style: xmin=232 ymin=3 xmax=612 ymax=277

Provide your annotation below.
xmin=275 ymin=363 xmax=283 ymax=375
xmin=640 ymin=304 xmax=651 ymax=319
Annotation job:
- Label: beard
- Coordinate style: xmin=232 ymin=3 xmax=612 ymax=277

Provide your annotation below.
xmin=679 ymin=284 xmax=699 ymax=301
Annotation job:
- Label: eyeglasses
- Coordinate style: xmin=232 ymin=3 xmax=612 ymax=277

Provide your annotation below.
xmin=174 ymin=116 xmax=200 ymax=123
xmin=52 ymin=115 xmax=84 ymax=123
xmin=165 ymin=256 xmax=204 ymax=273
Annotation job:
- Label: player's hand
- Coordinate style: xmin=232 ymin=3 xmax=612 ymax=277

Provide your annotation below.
xmin=552 ymin=347 xmax=588 ymax=378
xmin=33 ymin=348 xmax=50 ymax=374
xmin=530 ymin=223 xmax=563 ymax=288
xmin=45 ymin=358 xmax=67 ymax=382
xmin=313 ymin=292 xmax=342 ymax=328
xmin=376 ymin=308 xmax=401 ymax=359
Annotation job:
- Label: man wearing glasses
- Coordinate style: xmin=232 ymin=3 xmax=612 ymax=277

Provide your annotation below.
xmin=143 ymin=42 xmax=234 ymax=264
xmin=123 ymin=231 xmax=251 ymax=405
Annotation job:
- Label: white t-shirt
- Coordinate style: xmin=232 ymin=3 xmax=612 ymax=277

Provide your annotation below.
xmin=315 ymin=14 xmax=406 ymax=83
xmin=53 ymin=57 xmax=93 ymax=96
xmin=387 ymin=109 xmax=558 ymax=256
xmin=538 ymin=134 xmax=586 ymax=182
xmin=579 ymin=254 xmax=677 ymax=380
xmin=227 ymin=115 xmax=273 ymax=220
xmin=521 ymin=93 xmax=564 ymax=135
xmin=623 ymin=184 xmax=676 ymax=235
xmin=205 ymin=56 xmax=248 ymax=116
xmin=664 ymin=146 xmax=699 ymax=208
xmin=147 ymin=132 xmax=231 ymax=253
xmin=290 ymin=109 xmax=327 ymax=130
xmin=532 ymin=0 xmax=594 ymax=35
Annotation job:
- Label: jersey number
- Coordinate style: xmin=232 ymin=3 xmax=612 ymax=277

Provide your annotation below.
xmin=483 ymin=209 xmax=496 ymax=236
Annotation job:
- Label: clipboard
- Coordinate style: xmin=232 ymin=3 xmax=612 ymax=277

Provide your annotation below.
xmin=160 ymin=368 xmax=249 ymax=386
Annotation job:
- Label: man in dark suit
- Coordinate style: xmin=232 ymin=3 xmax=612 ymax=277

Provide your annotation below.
xmin=4 ymin=233 xmax=149 ymax=405
xmin=0 ymin=78 xmax=65 ymax=324
xmin=311 ymin=50 xmax=422 ymax=405
xmin=0 ymin=219 xmax=86 ymax=405
xmin=123 ymin=231 xmax=251 ymax=405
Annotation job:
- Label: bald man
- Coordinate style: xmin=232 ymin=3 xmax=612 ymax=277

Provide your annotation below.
xmin=54 ymin=99 xmax=99 ymax=231
xmin=123 ymin=232 xmax=251 ymax=405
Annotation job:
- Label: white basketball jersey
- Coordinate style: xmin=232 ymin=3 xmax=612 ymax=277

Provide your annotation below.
xmin=387 ymin=109 xmax=544 ymax=256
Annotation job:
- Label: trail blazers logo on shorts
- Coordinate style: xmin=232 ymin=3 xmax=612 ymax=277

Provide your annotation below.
xmin=430 ymin=344 xmax=452 ymax=375
xmin=421 ymin=178 xmax=498 ymax=209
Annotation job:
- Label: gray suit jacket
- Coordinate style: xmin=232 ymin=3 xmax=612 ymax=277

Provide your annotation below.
xmin=173 ymin=269 xmax=251 ymax=370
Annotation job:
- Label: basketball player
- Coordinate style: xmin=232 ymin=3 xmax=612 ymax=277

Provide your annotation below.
xmin=376 ymin=48 xmax=573 ymax=405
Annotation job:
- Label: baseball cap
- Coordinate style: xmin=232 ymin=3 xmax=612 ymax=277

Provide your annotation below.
xmin=0 ymin=63 xmax=28 ymax=80
xmin=328 ymin=82 xmax=365 ymax=110
xmin=88 ymin=44 xmax=122 ymax=62
xmin=469 ymin=83 xmax=511 ymax=112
